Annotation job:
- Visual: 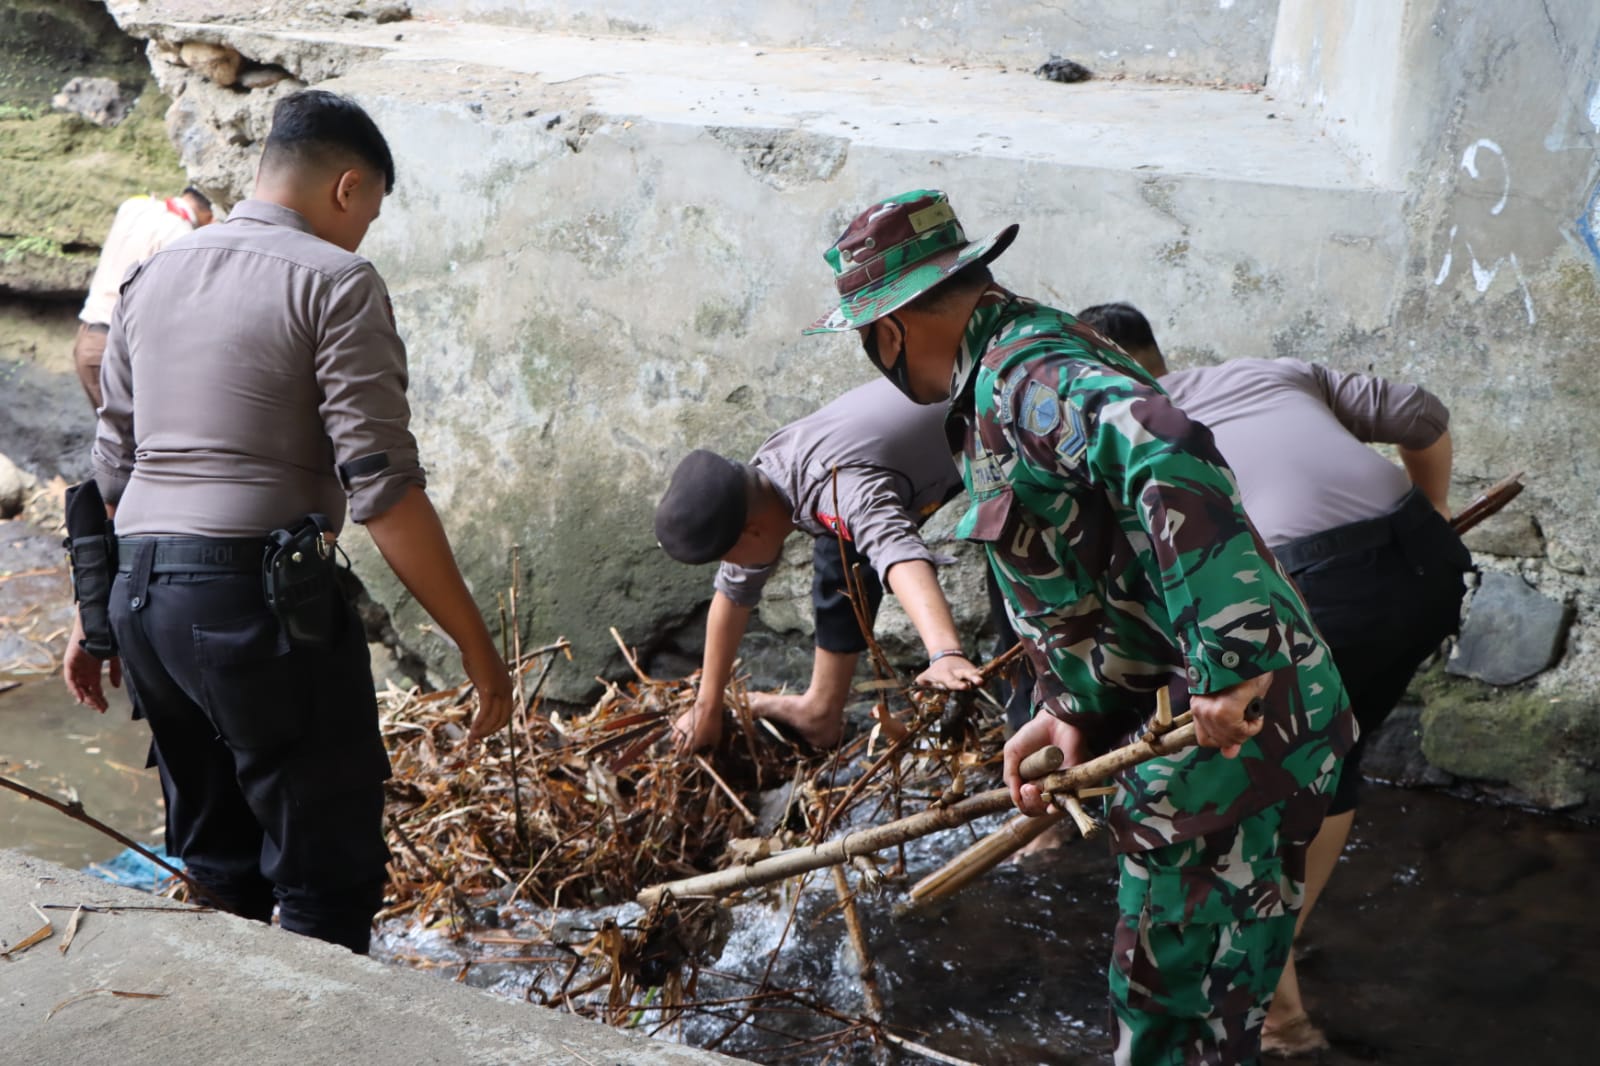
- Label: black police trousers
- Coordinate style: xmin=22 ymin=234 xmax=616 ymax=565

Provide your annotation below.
xmin=810 ymin=534 xmax=885 ymax=654
xmin=1278 ymin=490 xmax=1472 ymax=815
xmin=109 ymin=543 xmax=392 ymax=954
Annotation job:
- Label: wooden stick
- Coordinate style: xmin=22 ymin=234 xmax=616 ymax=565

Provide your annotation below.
xmin=1055 ymin=793 xmax=1101 ymax=841
xmin=1016 ymin=745 xmax=1063 ymax=781
xmin=609 ymin=626 xmax=655 ymax=684
xmin=831 ymin=866 xmax=884 ymax=1021
xmin=1154 ymin=686 xmax=1172 ymax=730
xmin=694 ymin=754 xmax=757 ymax=825
xmin=905 ymin=811 xmax=1064 ymax=907
xmin=0 ymin=774 xmax=215 ymax=906
xmin=881 ymin=1029 xmax=984 ymax=1066
xmin=639 ymin=723 xmax=1196 ymax=906
xmin=1451 ymin=472 xmax=1524 ymax=535
xmin=907 ymin=745 xmax=1068 ymax=908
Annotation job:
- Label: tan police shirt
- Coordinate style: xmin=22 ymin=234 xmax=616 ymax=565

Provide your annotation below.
xmin=1161 ymin=357 xmax=1448 ymax=544
xmin=92 ymin=199 xmax=425 ymax=537
xmin=714 ymin=377 xmax=963 ymax=607
xmin=79 ymin=196 xmax=198 ymax=327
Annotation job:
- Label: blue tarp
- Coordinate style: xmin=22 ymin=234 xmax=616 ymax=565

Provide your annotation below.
xmin=86 ymin=845 xmax=184 ymax=893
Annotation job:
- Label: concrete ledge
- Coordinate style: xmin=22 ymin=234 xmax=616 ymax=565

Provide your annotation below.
xmin=154 ymin=15 xmax=1380 ymax=192
xmin=407 ymin=0 xmax=1283 ymax=85
xmin=0 ymin=850 xmax=746 ymax=1065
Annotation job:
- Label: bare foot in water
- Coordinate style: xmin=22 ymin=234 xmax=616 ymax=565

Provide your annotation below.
xmin=746 ymin=691 xmax=845 ymax=749
xmin=1260 ymin=1014 xmax=1330 ymax=1058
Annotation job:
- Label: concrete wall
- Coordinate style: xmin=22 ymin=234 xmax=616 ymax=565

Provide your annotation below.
xmin=1269 ymin=0 xmax=1409 ymax=184
xmin=104 ymin=0 xmax=1600 ymax=811
xmin=410 ymin=0 xmax=1282 ymax=84
xmin=1267 ymin=0 xmax=1600 ymax=810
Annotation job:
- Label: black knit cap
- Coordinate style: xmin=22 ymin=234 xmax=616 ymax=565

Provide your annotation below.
xmin=654 ymin=449 xmax=749 ymax=564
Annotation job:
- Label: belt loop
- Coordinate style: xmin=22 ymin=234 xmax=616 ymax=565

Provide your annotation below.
xmin=126 ymin=539 xmax=155 ymax=612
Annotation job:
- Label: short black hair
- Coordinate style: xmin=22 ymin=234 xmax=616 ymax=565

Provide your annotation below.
xmin=1076 ymin=302 xmax=1156 ymax=353
xmin=261 ymin=89 xmax=395 ymax=193
xmin=181 ymin=186 xmax=213 ymax=212
xmin=906 ymin=261 xmax=994 ymax=313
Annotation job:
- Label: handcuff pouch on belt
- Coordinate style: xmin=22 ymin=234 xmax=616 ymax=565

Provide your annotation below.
xmin=263 ymin=513 xmax=344 ymax=650
xmin=63 ymin=480 xmax=118 ymax=659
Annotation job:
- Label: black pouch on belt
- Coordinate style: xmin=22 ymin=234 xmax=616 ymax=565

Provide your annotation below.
xmin=263 ymin=513 xmax=343 ymax=650
xmin=63 ymin=480 xmax=118 ymax=659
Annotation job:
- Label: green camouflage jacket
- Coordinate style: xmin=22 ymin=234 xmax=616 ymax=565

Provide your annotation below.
xmin=949 ymin=289 xmax=1355 ymax=852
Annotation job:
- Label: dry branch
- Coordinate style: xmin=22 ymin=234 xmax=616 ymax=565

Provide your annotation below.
xmin=638 ymin=722 xmax=1198 ymax=906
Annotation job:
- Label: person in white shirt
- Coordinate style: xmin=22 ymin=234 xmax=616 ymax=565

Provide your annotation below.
xmin=73 ymin=187 xmax=215 ymax=409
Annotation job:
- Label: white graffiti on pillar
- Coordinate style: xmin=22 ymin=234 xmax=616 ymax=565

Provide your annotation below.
xmin=1433 ymin=138 xmax=1537 ymax=326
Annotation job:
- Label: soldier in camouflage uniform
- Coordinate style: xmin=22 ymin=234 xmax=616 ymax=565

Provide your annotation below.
xmin=804 ymin=190 xmax=1358 ymax=1065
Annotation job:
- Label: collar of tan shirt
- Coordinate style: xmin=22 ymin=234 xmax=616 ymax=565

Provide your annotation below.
xmin=227 ymin=199 xmax=315 ymax=233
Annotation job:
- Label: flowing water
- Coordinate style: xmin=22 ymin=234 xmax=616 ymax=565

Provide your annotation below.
xmin=3 ymin=505 xmax=1596 ymax=1063
xmin=368 ymin=776 xmax=1599 ymax=1065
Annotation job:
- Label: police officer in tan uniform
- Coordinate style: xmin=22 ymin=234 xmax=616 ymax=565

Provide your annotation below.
xmin=63 ymin=91 xmax=513 ymax=954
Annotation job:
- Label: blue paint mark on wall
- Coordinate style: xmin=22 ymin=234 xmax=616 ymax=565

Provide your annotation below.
xmin=1578 ymin=180 xmax=1600 ymax=273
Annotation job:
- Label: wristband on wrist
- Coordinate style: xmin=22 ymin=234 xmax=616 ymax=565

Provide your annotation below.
xmin=927 ymin=648 xmax=968 ymax=665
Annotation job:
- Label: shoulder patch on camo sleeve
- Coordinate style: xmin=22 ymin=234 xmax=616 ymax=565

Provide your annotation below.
xmin=1020 ymin=381 xmax=1061 ymax=436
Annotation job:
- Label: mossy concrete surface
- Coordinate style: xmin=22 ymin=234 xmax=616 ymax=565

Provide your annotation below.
xmin=0 ymin=0 xmax=187 ymax=477
xmin=0 ymin=0 xmax=187 ymax=298
xmin=1418 ymin=664 xmax=1600 ymax=815
xmin=0 ymin=92 xmax=188 ymax=297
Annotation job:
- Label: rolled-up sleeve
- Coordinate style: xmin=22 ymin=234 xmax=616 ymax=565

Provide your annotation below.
xmin=715 ymin=560 xmax=777 ymax=608
xmin=1304 ymin=360 xmax=1449 ymax=450
xmin=91 ymin=308 xmax=135 ymax=504
xmin=315 ymin=262 xmax=425 ymax=523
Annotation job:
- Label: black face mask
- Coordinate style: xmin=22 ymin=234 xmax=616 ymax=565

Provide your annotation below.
xmin=861 ymin=314 xmax=917 ymax=400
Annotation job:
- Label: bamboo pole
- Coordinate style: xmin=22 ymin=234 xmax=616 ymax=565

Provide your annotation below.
xmin=905 ymin=811 xmax=1064 ymax=908
xmin=831 ymin=865 xmax=885 ymax=1022
xmin=637 ymin=722 xmax=1198 ymax=906
xmin=906 ymin=746 xmax=1075 ymax=908
xmin=1154 ymin=685 xmax=1172 ymax=730
xmin=1056 ymin=794 xmax=1100 ymax=840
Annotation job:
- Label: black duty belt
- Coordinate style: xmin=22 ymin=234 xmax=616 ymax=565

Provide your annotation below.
xmin=116 ymin=536 xmax=270 ymax=574
xmin=1270 ymin=489 xmax=1435 ymax=574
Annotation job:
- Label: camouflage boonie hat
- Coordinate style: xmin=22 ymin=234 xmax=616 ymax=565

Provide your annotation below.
xmin=804 ymin=189 xmax=1018 ymax=334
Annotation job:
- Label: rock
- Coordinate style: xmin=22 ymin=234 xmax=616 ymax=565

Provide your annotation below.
xmin=237 ymin=66 xmax=296 ymax=91
xmin=1546 ymin=537 xmax=1587 ymax=575
xmin=0 ymin=453 xmax=36 ymax=519
xmin=1420 ymin=676 xmax=1600 ymax=813
xmin=1035 ymin=56 xmax=1093 ymax=83
xmin=50 ymin=77 xmax=138 ymax=128
xmin=1447 ymin=571 xmax=1573 ymax=684
xmin=367 ymin=642 xmax=418 ymax=692
xmin=179 ymin=42 xmax=244 ymax=88
xmin=1358 ymin=704 xmax=1454 ymax=789
xmin=343 ymin=1 xmax=411 ymax=23
xmin=1461 ymin=510 xmax=1544 ymax=558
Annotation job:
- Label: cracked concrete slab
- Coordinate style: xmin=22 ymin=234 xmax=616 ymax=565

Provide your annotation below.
xmin=0 ymin=850 xmax=748 ymax=1066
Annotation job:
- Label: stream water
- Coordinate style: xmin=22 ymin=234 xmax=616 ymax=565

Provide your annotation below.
xmin=365 ymin=777 xmax=1598 ymax=1065
xmin=2 ymin=504 xmax=1595 ymax=1063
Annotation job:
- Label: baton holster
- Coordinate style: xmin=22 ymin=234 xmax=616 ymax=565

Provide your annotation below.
xmin=63 ymin=480 xmax=118 ymax=659
xmin=263 ymin=513 xmax=344 ymax=650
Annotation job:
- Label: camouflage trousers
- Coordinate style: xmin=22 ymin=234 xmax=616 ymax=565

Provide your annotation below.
xmin=1108 ymin=770 xmax=1339 ymax=1066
